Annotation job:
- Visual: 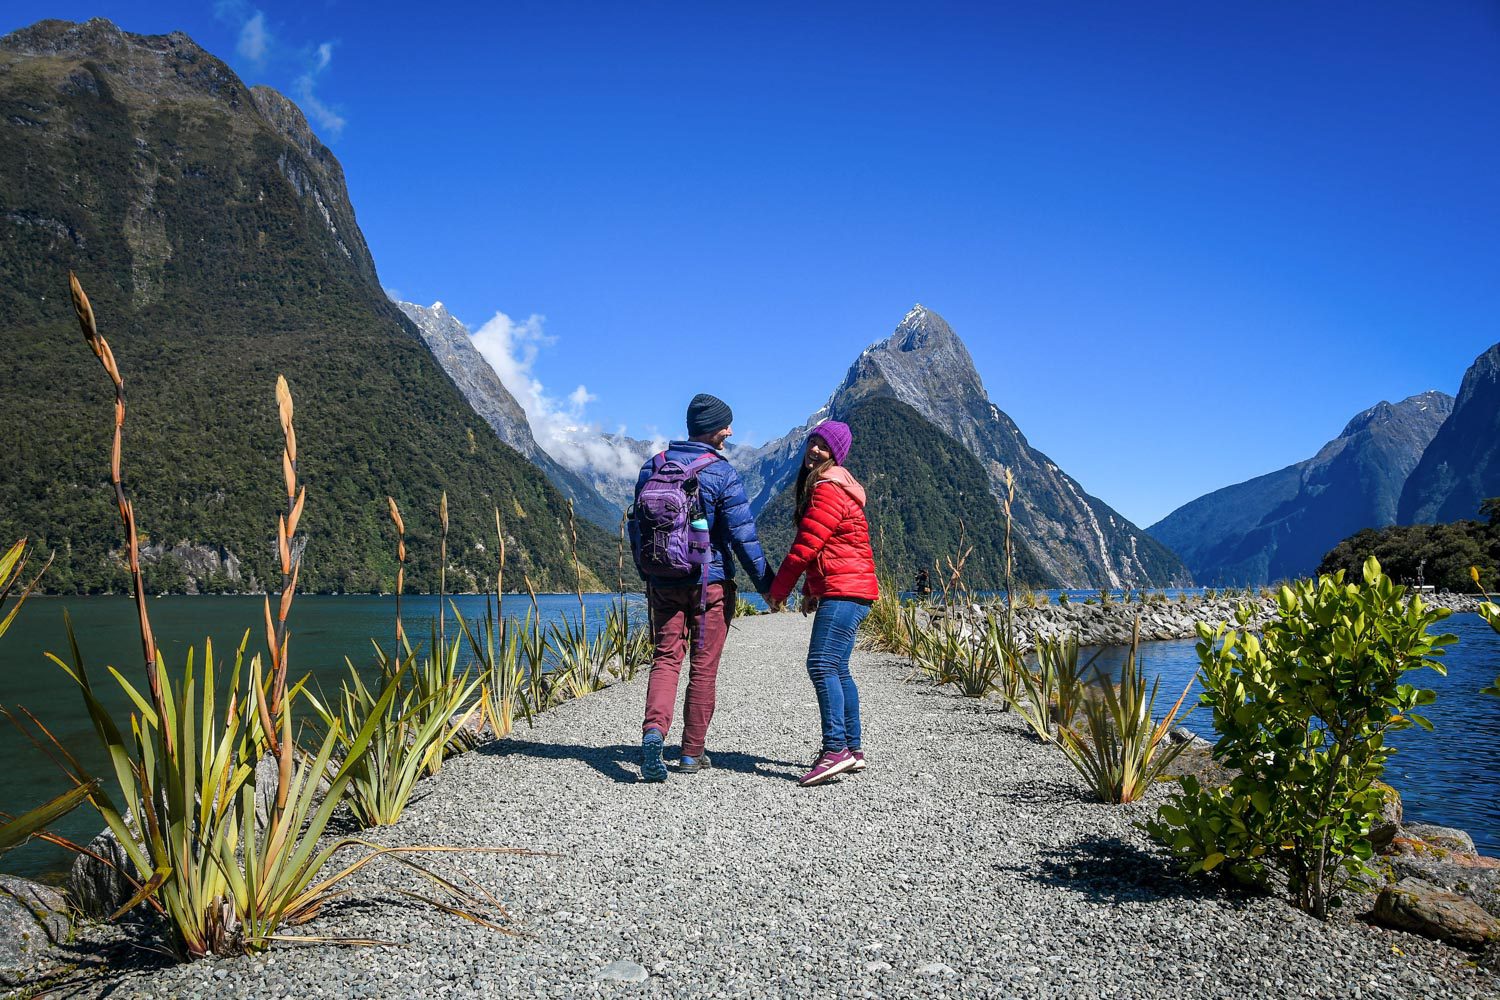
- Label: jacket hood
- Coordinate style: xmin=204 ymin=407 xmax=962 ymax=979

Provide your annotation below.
xmin=818 ymin=466 xmax=867 ymax=507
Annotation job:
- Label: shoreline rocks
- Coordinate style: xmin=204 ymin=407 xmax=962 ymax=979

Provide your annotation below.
xmin=0 ymin=876 xmax=72 ymax=987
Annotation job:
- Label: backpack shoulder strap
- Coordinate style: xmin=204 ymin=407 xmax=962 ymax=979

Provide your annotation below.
xmin=650 ymin=451 xmax=669 ymax=472
xmin=684 ymin=452 xmax=721 ymax=476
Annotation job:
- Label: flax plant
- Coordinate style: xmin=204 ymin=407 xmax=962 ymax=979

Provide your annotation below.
xmin=521 ymin=576 xmax=549 ymax=710
xmin=463 ymin=509 xmax=535 ymax=737
xmin=412 ymin=630 xmax=483 ymax=770
xmin=858 ymin=580 xmax=907 ymax=653
xmin=306 ymin=651 xmax=447 ymax=827
xmin=264 ymin=377 xmax=306 ymax=738
xmin=457 ymin=603 xmax=529 ymax=739
xmin=68 ymin=272 xmax=170 ymax=750
xmin=1055 ymin=619 xmax=1194 ymax=803
xmin=438 ymin=492 xmax=449 ymax=652
xmin=0 ymin=780 xmax=96 ymax=856
xmin=44 ymin=276 xmax=517 ymax=957
xmin=1009 ymin=636 xmax=1098 ymax=743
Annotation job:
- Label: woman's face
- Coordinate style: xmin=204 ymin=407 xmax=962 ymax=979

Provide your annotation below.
xmin=804 ymin=435 xmax=833 ymax=469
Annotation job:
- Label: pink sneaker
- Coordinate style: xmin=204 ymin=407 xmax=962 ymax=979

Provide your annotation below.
xmin=850 ymin=750 xmax=866 ymax=772
xmin=799 ymin=749 xmax=856 ymax=787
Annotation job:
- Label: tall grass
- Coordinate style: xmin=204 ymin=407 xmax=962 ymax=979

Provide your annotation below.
xmin=1054 ymin=619 xmax=1195 ymax=803
xmin=0 ymin=538 xmax=51 ymax=640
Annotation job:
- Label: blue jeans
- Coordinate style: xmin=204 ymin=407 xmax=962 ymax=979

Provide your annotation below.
xmin=806 ymin=598 xmax=870 ymax=753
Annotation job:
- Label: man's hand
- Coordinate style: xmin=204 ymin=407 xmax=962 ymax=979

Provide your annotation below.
xmin=768 ymin=597 xmax=786 ymax=613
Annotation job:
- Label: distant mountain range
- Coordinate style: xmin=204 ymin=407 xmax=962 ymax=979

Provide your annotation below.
xmin=0 ymin=18 xmax=615 ymax=593
xmin=1149 ymin=334 xmax=1500 ymax=586
xmin=1147 ymin=392 xmax=1454 ymax=585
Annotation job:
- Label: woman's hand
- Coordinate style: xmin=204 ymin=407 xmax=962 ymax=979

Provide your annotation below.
xmin=801 ymin=596 xmax=819 ymax=616
xmin=768 ymin=598 xmax=786 ymax=613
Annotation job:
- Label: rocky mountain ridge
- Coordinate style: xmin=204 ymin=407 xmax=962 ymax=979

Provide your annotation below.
xmin=1399 ymin=343 xmax=1500 ymax=525
xmin=1148 ymin=391 xmax=1455 ymax=585
xmin=741 ymin=306 xmax=1190 ymax=588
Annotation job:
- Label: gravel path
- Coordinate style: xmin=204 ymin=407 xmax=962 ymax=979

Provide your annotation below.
xmin=73 ymin=614 xmax=1497 ymax=998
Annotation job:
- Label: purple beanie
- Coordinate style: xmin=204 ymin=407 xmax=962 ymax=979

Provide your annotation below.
xmin=809 ymin=420 xmax=852 ymax=465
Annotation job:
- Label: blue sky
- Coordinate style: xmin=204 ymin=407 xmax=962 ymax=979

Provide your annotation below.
xmin=5 ymin=2 xmax=1498 ymax=525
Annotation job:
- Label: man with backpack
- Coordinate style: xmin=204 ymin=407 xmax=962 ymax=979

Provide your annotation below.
xmin=630 ymin=392 xmax=775 ymax=782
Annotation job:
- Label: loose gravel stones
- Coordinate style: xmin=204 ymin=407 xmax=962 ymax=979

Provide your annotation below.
xmin=49 ymin=614 xmax=1500 ymax=998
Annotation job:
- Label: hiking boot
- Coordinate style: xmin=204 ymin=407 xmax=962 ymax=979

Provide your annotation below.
xmin=850 ymin=749 xmax=866 ymax=772
xmin=798 ymin=748 xmax=856 ymax=787
xmin=678 ymin=751 xmax=713 ymax=775
xmin=640 ymin=729 xmax=668 ymax=783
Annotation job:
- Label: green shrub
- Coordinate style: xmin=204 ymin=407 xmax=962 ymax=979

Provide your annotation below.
xmin=1144 ymin=558 xmax=1454 ymax=918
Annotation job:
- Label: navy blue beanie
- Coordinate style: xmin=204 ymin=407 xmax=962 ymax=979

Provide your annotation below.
xmin=687 ymin=394 xmax=733 ymax=437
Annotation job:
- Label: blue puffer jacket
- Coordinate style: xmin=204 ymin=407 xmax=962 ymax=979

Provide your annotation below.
xmin=632 ymin=441 xmax=774 ymax=592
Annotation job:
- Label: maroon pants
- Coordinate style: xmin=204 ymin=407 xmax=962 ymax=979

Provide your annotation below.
xmin=642 ymin=581 xmax=735 ymax=757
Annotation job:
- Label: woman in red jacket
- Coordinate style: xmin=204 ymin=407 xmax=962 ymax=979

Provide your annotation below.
xmin=767 ymin=420 xmax=880 ymax=787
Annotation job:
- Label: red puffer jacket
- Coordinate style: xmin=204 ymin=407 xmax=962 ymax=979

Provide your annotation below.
xmin=768 ymin=467 xmax=880 ymax=604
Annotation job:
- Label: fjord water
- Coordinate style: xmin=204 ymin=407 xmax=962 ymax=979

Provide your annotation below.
xmin=0 ymin=593 xmax=647 ymax=880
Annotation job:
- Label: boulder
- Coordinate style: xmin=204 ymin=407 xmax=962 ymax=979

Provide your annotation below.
xmin=1373 ymin=877 xmax=1500 ymax=950
xmin=0 ymin=876 xmax=71 ymax=986
xmin=65 ymin=820 xmax=138 ymax=921
xmin=1404 ymin=823 xmax=1476 ymax=855
xmin=1386 ymin=851 xmax=1500 ymax=920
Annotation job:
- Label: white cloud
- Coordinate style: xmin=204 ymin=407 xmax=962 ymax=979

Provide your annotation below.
xmin=214 ymin=3 xmax=346 ymax=138
xmin=238 ymin=11 xmax=269 ymax=63
xmin=469 ymin=310 xmax=658 ymax=481
xmin=293 ymin=41 xmax=345 ymax=138
xmin=294 ymin=72 xmax=347 ymax=137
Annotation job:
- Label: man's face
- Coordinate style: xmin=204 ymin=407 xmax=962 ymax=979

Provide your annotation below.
xmin=707 ymin=425 xmax=733 ymax=449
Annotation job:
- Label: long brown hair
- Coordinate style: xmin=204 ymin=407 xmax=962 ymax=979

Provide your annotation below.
xmin=793 ymin=456 xmax=835 ymax=524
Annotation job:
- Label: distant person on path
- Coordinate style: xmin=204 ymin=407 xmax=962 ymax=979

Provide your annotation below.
xmin=630 ymin=393 xmax=775 ymax=782
xmin=767 ymin=420 xmax=879 ymax=787
xmin=914 ymin=567 xmax=931 ymax=599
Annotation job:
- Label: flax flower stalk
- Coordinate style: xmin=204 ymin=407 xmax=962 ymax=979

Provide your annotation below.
xmin=68 ymin=272 xmax=172 ymax=753
xmin=260 ymin=375 xmax=306 ymax=763
xmin=438 ymin=492 xmax=449 ymax=652
xmin=389 ymin=497 xmax=406 ymax=662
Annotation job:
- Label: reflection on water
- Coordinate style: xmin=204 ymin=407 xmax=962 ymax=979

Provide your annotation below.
xmin=1064 ymin=613 xmax=1500 ymax=854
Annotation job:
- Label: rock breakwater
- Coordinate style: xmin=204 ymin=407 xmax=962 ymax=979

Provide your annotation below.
xmin=934 ymin=592 xmax=1485 ymax=650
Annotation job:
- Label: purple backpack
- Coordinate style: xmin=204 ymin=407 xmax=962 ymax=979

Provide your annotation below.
xmin=630 ymin=451 xmax=720 ymax=605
